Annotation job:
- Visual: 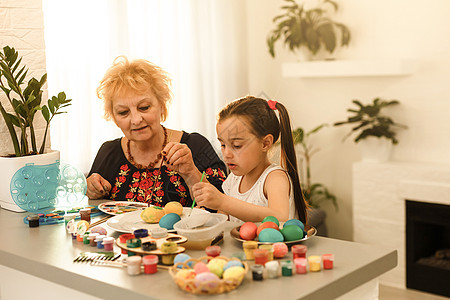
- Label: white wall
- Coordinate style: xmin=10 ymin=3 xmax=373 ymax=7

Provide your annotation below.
xmin=0 ymin=0 xmax=48 ymax=156
xmin=246 ymin=0 xmax=450 ymax=240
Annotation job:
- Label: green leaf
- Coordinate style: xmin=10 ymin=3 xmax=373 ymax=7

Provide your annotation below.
xmin=42 ymin=105 xmax=50 ymax=122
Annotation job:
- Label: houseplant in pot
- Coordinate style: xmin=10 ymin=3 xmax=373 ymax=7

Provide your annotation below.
xmin=293 ymin=124 xmax=337 ymax=236
xmin=267 ymin=0 xmax=351 ymax=59
xmin=333 ymin=97 xmax=407 ymax=162
xmin=0 ymin=46 xmax=72 ymax=211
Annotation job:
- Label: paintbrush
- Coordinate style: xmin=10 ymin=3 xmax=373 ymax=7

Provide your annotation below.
xmin=188 ymin=171 xmax=206 ymax=217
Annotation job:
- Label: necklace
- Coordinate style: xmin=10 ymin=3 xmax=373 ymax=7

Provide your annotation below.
xmin=127 ymin=125 xmax=168 ymax=169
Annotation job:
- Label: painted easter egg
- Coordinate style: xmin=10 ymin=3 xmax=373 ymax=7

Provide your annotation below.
xmin=194 ymin=272 xmax=220 ymax=292
xmin=175 ymin=269 xmax=196 ymax=281
xmin=207 ymin=258 xmax=227 ymax=278
xmin=223 ymin=266 xmax=246 ymax=282
xmin=239 ymin=222 xmax=258 ymax=240
xmin=159 ymin=213 xmax=181 ymax=230
xmin=280 ymin=225 xmax=304 ymax=241
xmin=174 ymin=253 xmax=192 ymax=268
xmin=141 ymin=206 xmax=165 ymax=223
xmin=164 ymin=201 xmax=183 ymax=216
xmin=272 ymin=242 xmax=289 ymax=258
xmin=262 ymin=216 xmax=280 ymax=227
xmin=283 ymin=219 xmax=305 ymax=231
xmin=194 ymin=262 xmax=209 ymax=274
xmin=258 ymin=228 xmax=284 ymax=243
xmin=90 ymin=226 xmax=107 ymax=235
xmin=257 ymin=221 xmax=279 ymax=236
xmin=223 ymin=260 xmax=244 ymax=271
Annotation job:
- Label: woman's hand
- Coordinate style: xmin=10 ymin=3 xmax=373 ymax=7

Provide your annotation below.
xmin=86 ymin=173 xmax=111 ymax=199
xmin=162 ymin=142 xmax=198 ymax=178
xmin=191 ymin=182 xmax=224 ymax=211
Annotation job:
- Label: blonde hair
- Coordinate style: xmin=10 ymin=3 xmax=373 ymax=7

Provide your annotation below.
xmin=97 ymin=56 xmax=172 ymax=121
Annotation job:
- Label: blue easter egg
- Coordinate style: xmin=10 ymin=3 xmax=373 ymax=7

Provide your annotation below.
xmin=258 ymin=228 xmax=284 ymax=243
xmin=224 ymin=260 xmax=244 ymax=271
xmin=284 ymin=219 xmax=304 ymax=231
xmin=159 ymin=213 xmax=181 ymax=230
xmin=174 ymin=253 xmax=192 ymax=268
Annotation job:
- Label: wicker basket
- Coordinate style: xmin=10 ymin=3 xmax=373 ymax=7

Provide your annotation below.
xmin=169 ymin=256 xmax=249 ymax=294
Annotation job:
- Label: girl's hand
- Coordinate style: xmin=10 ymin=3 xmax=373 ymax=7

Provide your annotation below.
xmin=162 ymin=142 xmax=197 ymax=177
xmin=86 ymin=173 xmax=111 ymax=199
xmin=192 ymin=182 xmax=224 ymax=210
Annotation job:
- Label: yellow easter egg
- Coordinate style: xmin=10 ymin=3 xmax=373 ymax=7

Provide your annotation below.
xmin=140 ymin=206 xmax=165 ymax=223
xmin=223 ymin=266 xmax=246 ymax=282
xmin=164 ymin=201 xmax=183 ymax=216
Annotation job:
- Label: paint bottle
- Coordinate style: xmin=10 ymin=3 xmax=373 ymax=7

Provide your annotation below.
xmin=76 ymin=233 xmax=84 ymax=242
xmin=126 ymin=238 xmax=142 ymax=257
xmin=133 ymin=229 xmax=148 ymax=238
xmin=281 ymin=260 xmax=293 ymax=276
xmin=259 ymin=244 xmax=274 ymax=261
xmin=205 ymin=245 xmax=221 ymax=258
xmin=308 ymin=256 xmax=321 ymax=272
xmin=265 ymin=261 xmax=279 ymax=279
xmin=64 ymin=214 xmax=76 ymax=227
xmin=83 ymin=232 xmax=90 ymax=245
xmin=251 ymin=264 xmax=264 ymax=281
xmin=151 ymin=227 xmax=168 ymax=238
xmin=27 ymin=214 xmax=40 ymax=228
xmin=102 ymin=237 xmax=115 ymax=251
xmin=119 ymin=233 xmax=135 ymax=255
xmin=88 ymin=233 xmax=99 ymax=247
xmin=79 ymin=208 xmax=91 ymax=223
xmin=95 ymin=235 xmax=105 ymax=249
xmin=322 ymin=254 xmax=334 ymax=270
xmin=291 ymin=245 xmax=307 ymax=259
xmin=243 ymin=241 xmax=258 ymax=260
xmin=253 ymin=249 xmax=269 ymax=266
xmin=294 ymin=257 xmax=307 ymax=274
xmin=126 ymin=256 xmax=142 ymax=276
xmin=142 ymin=255 xmax=158 ymax=274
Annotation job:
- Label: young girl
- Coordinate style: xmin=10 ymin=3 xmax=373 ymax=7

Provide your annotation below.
xmin=192 ymin=96 xmax=308 ymax=223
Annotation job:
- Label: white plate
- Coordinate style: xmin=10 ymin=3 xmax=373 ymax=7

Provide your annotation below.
xmin=98 ymin=201 xmax=148 ymax=215
xmin=106 ymin=207 xmax=209 ymax=233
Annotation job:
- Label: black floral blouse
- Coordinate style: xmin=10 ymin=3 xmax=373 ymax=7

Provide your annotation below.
xmin=88 ymin=132 xmax=226 ymax=208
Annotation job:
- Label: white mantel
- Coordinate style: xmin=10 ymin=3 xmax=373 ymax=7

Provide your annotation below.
xmin=353 ymin=161 xmax=450 ymax=289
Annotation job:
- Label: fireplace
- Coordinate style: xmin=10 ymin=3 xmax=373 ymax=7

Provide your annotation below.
xmin=406 ymin=200 xmax=450 ymax=297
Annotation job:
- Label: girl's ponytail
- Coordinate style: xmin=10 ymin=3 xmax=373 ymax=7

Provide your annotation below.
xmin=272 ymin=102 xmax=308 ymax=224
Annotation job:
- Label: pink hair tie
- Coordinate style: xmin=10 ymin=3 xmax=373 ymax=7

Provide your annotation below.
xmin=268 ymin=100 xmax=278 ymax=110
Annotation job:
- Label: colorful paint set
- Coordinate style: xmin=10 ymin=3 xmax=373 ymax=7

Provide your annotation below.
xmin=23 ymin=205 xmax=104 ymax=226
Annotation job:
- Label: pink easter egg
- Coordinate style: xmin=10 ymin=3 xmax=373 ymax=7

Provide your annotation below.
xmin=273 ymin=242 xmax=289 ymax=258
xmin=194 ymin=262 xmax=209 ymax=274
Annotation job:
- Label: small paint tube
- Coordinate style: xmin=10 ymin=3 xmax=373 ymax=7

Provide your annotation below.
xmin=119 ymin=233 xmax=135 ymax=254
xmin=133 ymin=229 xmax=148 ymax=238
xmin=102 ymin=237 xmax=115 ymax=251
xmin=205 ymin=245 xmax=221 ymax=258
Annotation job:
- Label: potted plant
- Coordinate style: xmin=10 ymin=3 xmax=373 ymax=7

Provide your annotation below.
xmin=293 ymin=124 xmax=337 ymax=236
xmin=333 ymin=97 xmax=407 ymax=162
xmin=0 ymin=46 xmax=71 ymax=211
xmin=267 ymin=0 xmax=351 ymax=59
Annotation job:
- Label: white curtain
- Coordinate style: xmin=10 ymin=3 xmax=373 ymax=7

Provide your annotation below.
xmin=42 ymin=0 xmax=248 ymax=174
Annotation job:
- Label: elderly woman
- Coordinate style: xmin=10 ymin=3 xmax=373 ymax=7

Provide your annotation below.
xmin=86 ymin=56 xmax=226 ymax=207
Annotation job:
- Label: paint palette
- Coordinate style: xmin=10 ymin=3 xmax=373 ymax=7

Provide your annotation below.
xmin=98 ymin=201 xmax=148 ymax=215
xmin=115 ymin=233 xmax=187 ymax=256
xmin=22 ymin=205 xmax=105 ymax=226
xmin=10 ymin=161 xmax=87 ymax=212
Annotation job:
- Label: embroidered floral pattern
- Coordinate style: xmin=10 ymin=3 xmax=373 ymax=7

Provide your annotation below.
xmin=111 ymin=164 xmax=225 ymax=207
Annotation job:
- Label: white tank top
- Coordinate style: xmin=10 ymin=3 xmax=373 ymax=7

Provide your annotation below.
xmin=222 ymin=163 xmax=296 ymax=223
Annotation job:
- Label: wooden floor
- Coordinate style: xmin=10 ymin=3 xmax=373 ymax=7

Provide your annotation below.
xmin=379 ymin=285 xmax=449 ymax=300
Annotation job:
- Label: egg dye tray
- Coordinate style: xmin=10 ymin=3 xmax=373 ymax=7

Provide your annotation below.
xmin=23 ymin=205 xmax=105 ymax=226
xmin=115 ymin=233 xmax=187 ymax=257
xmin=10 ymin=161 xmax=87 ymax=212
